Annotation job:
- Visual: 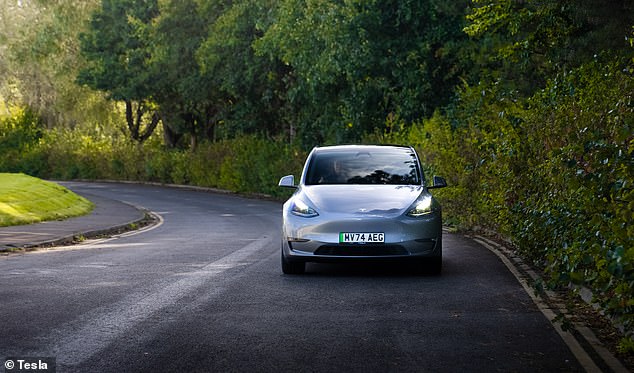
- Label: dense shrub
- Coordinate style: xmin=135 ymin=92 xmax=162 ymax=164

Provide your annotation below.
xmin=0 ymin=123 xmax=305 ymax=199
xmin=515 ymin=60 xmax=634 ymax=338
xmin=375 ymin=59 xmax=633 ymax=344
xmin=0 ymin=108 xmax=47 ymax=175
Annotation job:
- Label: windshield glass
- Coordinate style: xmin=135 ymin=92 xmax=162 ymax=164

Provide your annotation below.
xmin=305 ymin=147 xmax=421 ymax=185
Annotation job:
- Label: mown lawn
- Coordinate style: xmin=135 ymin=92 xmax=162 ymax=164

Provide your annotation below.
xmin=0 ymin=173 xmax=93 ymax=227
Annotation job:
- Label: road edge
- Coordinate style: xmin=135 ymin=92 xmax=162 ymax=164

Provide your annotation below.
xmin=0 ymin=200 xmax=160 ymax=254
xmin=470 ymin=234 xmax=629 ymax=373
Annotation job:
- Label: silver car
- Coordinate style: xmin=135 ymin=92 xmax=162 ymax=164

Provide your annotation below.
xmin=278 ymin=144 xmax=447 ymax=274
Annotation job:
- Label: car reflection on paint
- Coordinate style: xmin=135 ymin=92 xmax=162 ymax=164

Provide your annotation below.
xmin=278 ymin=144 xmax=447 ymax=274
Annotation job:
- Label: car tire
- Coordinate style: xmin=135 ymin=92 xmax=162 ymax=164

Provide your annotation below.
xmin=425 ymin=233 xmax=442 ymax=275
xmin=426 ymin=256 xmax=442 ymax=275
xmin=281 ymin=251 xmax=305 ymax=274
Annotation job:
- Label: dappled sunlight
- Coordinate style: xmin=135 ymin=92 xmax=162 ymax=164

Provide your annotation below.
xmin=0 ymin=201 xmax=27 ymax=218
xmin=0 ymin=173 xmax=93 ymax=226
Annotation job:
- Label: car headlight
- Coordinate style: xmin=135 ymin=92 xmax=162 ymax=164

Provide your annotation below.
xmin=291 ymin=199 xmax=319 ymax=218
xmin=406 ymin=195 xmax=434 ymax=217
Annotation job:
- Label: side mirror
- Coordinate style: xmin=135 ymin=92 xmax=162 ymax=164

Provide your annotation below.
xmin=428 ymin=175 xmax=447 ymax=189
xmin=278 ymin=175 xmax=297 ymax=189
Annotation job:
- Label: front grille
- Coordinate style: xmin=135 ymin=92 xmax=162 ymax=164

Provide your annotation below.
xmin=314 ymin=244 xmax=409 ymax=256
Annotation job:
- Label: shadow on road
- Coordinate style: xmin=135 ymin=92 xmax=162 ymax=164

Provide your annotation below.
xmin=300 ymin=260 xmax=446 ymax=277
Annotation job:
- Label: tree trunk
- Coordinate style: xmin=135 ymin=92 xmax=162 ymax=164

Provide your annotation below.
xmin=124 ymin=99 xmax=160 ymax=143
xmin=162 ymin=120 xmax=182 ymax=148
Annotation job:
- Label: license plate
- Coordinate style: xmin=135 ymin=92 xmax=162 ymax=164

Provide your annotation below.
xmin=339 ymin=232 xmax=385 ymax=244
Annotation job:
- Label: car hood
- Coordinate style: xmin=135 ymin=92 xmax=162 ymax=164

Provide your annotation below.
xmin=300 ymin=185 xmax=425 ymax=216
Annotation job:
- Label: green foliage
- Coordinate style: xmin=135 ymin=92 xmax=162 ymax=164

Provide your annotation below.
xmin=0 ymin=0 xmax=118 ymax=130
xmin=0 ymin=114 xmax=304 ymax=199
xmin=256 ymin=0 xmax=471 ymax=145
xmin=456 ymin=0 xmax=634 ymax=346
xmin=0 ymin=108 xmax=46 ymax=175
xmin=77 ymin=0 xmax=162 ymax=143
xmin=464 ymin=0 xmax=634 ymax=94
xmin=376 ymin=58 xmax=633 ymax=343
xmin=0 ymin=108 xmax=42 ymax=152
xmin=514 ymin=60 xmax=634 ymax=336
xmin=151 ymin=0 xmax=212 ymax=144
xmin=7 ymin=0 xmax=473 ymax=146
xmin=196 ymin=0 xmax=288 ymax=139
xmin=78 ymin=0 xmax=159 ymax=101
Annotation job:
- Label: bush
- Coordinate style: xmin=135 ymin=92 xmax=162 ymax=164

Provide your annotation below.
xmin=375 ymin=59 xmax=633 ymax=344
xmin=1 ymin=122 xmax=305 ymax=199
xmin=515 ymin=60 xmax=634 ymax=338
xmin=0 ymin=108 xmax=46 ymax=175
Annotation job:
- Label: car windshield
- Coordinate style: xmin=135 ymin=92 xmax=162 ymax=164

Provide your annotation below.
xmin=305 ymin=147 xmax=421 ymax=185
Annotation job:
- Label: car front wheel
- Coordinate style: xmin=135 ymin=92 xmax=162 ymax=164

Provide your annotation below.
xmin=281 ymin=251 xmax=305 ymax=274
xmin=426 ymin=256 xmax=442 ymax=275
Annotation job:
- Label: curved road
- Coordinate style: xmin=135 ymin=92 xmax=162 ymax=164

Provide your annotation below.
xmin=0 ymin=183 xmax=583 ymax=372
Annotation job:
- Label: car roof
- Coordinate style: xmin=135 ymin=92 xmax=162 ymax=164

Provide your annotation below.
xmin=312 ymin=144 xmax=414 ymax=153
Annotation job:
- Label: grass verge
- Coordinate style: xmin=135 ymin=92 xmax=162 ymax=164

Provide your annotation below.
xmin=0 ymin=173 xmax=93 ymax=226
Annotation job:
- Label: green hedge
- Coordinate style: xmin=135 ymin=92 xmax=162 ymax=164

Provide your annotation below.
xmin=373 ymin=59 xmax=633 ymax=347
xmin=0 ymin=119 xmax=305 ymax=199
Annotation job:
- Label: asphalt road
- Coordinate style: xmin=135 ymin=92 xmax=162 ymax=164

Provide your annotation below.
xmin=0 ymin=183 xmax=583 ymax=372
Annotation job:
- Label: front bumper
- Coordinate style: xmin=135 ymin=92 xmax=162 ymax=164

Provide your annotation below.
xmin=281 ymin=212 xmax=442 ymax=263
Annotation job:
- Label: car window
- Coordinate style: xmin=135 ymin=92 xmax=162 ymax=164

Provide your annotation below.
xmin=305 ymin=148 xmax=420 ymax=185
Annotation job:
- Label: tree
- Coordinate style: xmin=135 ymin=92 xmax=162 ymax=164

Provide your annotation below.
xmin=464 ymin=0 xmax=634 ymax=94
xmin=151 ymin=0 xmax=212 ymax=148
xmin=196 ymin=0 xmax=290 ymax=141
xmin=256 ymin=0 xmax=471 ymax=145
xmin=0 ymin=0 xmax=117 ymax=129
xmin=77 ymin=0 xmax=161 ymax=142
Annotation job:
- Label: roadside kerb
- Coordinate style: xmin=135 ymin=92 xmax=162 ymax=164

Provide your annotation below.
xmin=0 ymin=199 xmax=158 ymax=253
xmin=69 ymin=179 xmax=277 ymax=201
xmin=471 ymin=234 xmax=629 ymax=373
